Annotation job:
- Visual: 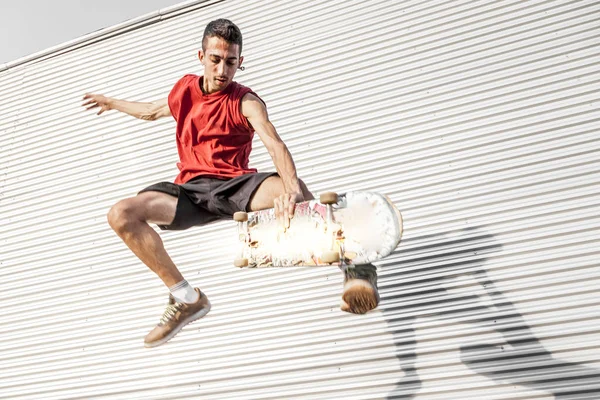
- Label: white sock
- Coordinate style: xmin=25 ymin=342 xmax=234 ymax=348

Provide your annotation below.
xmin=169 ymin=280 xmax=199 ymax=304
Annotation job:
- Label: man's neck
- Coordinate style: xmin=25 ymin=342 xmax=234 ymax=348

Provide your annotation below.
xmin=200 ymin=77 xmax=230 ymax=94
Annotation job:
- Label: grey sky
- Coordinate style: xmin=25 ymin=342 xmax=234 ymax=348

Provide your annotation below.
xmin=0 ymin=0 xmax=185 ymax=64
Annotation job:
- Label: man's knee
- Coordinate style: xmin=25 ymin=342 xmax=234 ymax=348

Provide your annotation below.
xmin=250 ymin=176 xmax=313 ymax=211
xmin=298 ymin=178 xmax=314 ymax=200
xmin=107 ymin=198 xmax=142 ymax=235
xmin=108 ymin=191 xmax=178 ymax=232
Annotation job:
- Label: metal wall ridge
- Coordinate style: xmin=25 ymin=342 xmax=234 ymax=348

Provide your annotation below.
xmin=2 ymin=0 xmax=600 ymax=398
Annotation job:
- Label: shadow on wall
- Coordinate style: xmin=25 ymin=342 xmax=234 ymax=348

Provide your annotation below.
xmin=379 ymin=227 xmax=600 ymax=400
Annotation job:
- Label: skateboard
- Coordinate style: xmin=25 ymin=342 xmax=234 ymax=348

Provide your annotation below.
xmin=233 ymin=191 xmax=402 ymax=268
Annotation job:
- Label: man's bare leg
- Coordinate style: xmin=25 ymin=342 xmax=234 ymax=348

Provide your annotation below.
xmin=107 ymin=191 xmax=183 ymax=286
xmin=249 ymin=176 xmax=379 ymax=314
xmin=107 ymin=190 xmax=211 ymax=347
xmin=248 ymin=176 xmax=314 ymax=211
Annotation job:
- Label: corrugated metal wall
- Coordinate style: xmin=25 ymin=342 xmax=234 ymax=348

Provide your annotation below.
xmin=1 ymin=0 xmax=599 ymax=398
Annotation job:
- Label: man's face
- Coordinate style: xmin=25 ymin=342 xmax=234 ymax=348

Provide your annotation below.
xmin=198 ymin=36 xmax=244 ymax=94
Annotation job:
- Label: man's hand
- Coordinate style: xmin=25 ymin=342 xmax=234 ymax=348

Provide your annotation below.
xmin=274 ymin=192 xmax=304 ymax=230
xmin=82 ymin=93 xmax=113 ymax=115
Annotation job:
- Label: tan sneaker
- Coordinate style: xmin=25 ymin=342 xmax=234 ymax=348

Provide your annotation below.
xmin=341 ymin=264 xmax=380 ymax=314
xmin=144 ymin=288 xmax=211 ymax=348
xmin=341 ymin=279 xmax=380 ymax=314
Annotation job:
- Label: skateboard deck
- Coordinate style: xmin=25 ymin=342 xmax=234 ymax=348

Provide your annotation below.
xmin=233 ymin=191 xmax=402 ymax=268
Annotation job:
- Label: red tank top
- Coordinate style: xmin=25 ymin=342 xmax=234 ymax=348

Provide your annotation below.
xmin=168 ymin=74 xmax=260 ymax=184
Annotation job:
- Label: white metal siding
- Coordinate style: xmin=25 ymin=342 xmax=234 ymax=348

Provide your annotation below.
xmin=1 ymin=0 xmax=599 ymax=399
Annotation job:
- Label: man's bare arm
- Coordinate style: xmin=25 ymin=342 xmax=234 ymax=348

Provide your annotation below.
xmin=82 ymin=94 xmax=171 ymax=120
xmin=242 ymin=94 xmax=301 ymax=195
xmin=242 ymin=93 xmax=302 ymax=227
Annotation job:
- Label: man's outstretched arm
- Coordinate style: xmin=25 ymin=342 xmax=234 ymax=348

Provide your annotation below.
xmin=82 ymin=94 xmax=171 ymax=121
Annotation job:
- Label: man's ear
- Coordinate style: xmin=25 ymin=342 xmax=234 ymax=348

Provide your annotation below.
xmin=238 ymin=55 xmax=244 ymax=70
xmin=198 ymin=50 xmax=205 ymax=65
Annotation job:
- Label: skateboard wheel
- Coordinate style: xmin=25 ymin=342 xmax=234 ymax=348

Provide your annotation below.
xmin=234 ymin=258 xmax=249 ymax=268
xmin=320 ymin=192 xmax=338 ymax=205
xmin=233 ymin=211 xmax=248 ymax=222
xmin=321 ymin=251 xmax=340 ymax=264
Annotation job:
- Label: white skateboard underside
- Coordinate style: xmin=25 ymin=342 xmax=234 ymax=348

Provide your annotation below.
xmin=237 ymin=191 xmax=403 ymax=267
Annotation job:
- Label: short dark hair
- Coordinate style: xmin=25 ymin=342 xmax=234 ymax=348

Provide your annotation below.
xmin=202 ymin=19 xmax=243 ymax=55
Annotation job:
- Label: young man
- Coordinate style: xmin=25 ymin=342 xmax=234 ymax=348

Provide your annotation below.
xmin=83 ymin=19 xmax=379 ymax=348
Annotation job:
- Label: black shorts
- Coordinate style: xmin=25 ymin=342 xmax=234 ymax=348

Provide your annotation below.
xmin=139 ymin=172 xmax=277 ymax=231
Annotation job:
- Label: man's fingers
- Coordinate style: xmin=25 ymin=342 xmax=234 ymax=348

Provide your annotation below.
xmin=274 ymin=194 xmax=301 ymax=230
xmin=283 ymin=205 xmax=290 ymax=229
xmin=86 ymin=104 xmax=99 ymax=110
xmin=274 ymin=197 xmax=282 ymax=226
xmin=287 ymin=197 xmax=295 ymax=218
xmin=286 ymin=194 xmax=298 ymax=229
xmin=276 ymin=195 xmax=291 ymax=230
